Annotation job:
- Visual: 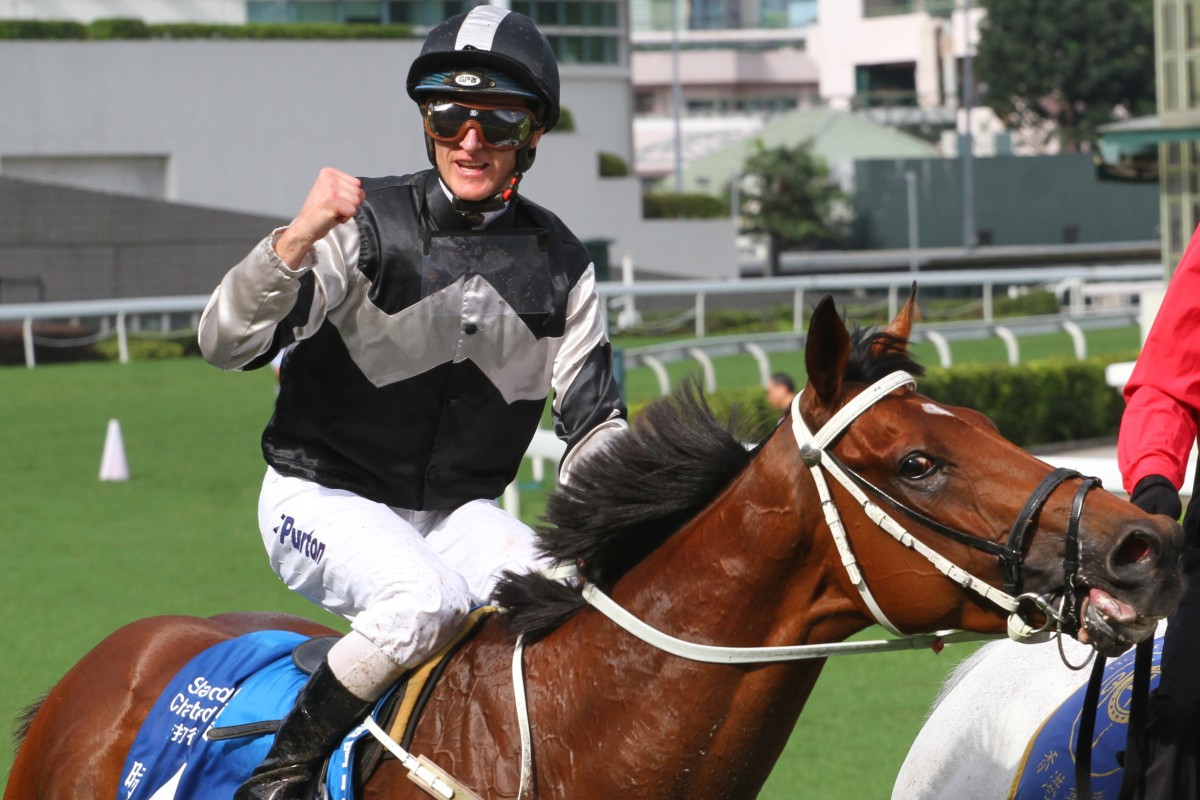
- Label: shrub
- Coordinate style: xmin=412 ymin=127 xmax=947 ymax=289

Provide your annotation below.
xmin=626 ymin=384 xmax=777 ymax=443
xmin=0 ymin=324 xmax=105 ymax=366
xmin=642 ymin=192 xmax=729 ymax=219
xmin=0 ymin=20 xmax=87 ymax=38
xmin=919 ymin=357 xmax=1125 ymax=447
xmin=88 ymin=17 xmax=151 ymax=38
xmin=625 ymin=356 xmax=1128 ymax=450
xmin=92 ymin=337 xmax=188 ymax=361
xmin=599 ymin=152 xmax=629 ymax=178
xmin=991 ymin=291 xmax=1060 ymax=317
xmin=0 ymin=19 xmax=414 ymax=40
xmin=553 ymin=106 xmax=576 ymax=133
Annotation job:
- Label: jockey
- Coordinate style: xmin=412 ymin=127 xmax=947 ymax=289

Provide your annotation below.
xmin=1117 ymin=225 xmax=1200 ymax=798
xmin=198 ymin=8 xmax=627 ymax=799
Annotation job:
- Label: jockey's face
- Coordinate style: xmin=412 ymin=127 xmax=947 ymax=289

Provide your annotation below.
xmin=428 ymin=94 xmax=544 ymax=203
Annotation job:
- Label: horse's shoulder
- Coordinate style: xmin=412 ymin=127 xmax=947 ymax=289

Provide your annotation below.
xmin=892 ymin=638 xmax=1097 ymax=800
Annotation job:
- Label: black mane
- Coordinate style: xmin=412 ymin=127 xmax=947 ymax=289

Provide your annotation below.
xmin=493 ymin=323 xmax=924 ymax=639
xmin=845 ymin=327 xmax=925 ymax=385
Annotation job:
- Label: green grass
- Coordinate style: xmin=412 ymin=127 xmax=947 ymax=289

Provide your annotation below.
xmin=0 ymin=326 xmax=1141 ymax=795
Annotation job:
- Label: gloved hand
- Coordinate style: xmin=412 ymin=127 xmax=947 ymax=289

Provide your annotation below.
xmin=1130 ymin=474 xmax=1183 ymax=520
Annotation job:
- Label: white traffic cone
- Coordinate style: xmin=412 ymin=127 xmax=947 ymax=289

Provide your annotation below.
xmin=99 ymin=418 xmax=130 ymax=481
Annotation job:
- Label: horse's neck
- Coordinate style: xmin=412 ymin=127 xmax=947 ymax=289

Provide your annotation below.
xmin=618 ymin=434 xmax=871 ymax=649
xmin=564 ymin=440 xmax=870 ymax=797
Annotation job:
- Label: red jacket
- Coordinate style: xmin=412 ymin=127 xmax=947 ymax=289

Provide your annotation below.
xmin=1118 ymin=225 xmax=1200 ymax=493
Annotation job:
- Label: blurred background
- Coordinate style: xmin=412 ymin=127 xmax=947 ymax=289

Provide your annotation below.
xmin=0 ymin=0 xmax=1190 ymax=796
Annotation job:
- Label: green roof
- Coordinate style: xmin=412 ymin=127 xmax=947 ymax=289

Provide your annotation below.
xmin=663 ymin=107 xmax=939 ymax=195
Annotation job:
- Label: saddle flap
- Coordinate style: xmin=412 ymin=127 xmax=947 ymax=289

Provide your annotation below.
xmin=292 ymin=635 xmax=341 ymax=675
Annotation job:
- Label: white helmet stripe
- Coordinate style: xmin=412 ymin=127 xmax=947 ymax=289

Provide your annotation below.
xmin=455 ymin=5 xmax=509 ymax=52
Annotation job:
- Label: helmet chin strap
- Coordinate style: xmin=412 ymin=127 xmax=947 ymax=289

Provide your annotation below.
xmin=425 ymin=134 xmax=528 ymax=225
xmin=448 ymin=172 xmax=522 ymax=225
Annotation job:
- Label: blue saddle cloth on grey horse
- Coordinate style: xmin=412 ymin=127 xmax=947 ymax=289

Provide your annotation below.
xmin=1011 ymin=635 xmax=1164 ymax=800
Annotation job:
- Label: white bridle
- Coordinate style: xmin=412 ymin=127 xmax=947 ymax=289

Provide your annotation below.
xmin=534 ymin=370 xmax=1048 ymax=663
xmin=504 ymin=370 xmax=1077 ymax=797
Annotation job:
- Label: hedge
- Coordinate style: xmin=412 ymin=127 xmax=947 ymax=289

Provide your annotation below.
xmin=0 ymin=19 xmax=415 ymax=40
xmin=918 ymin=358 xmax=1125 ymax=447
xmin=642 ymin=192 xmax=729 ymax=219
xmin=642 ymin=356 xmax=1127 ymax=451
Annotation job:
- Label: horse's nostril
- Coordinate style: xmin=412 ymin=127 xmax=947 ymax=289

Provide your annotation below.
xmin=1115 ymin=532 xmax=1153 ymax=566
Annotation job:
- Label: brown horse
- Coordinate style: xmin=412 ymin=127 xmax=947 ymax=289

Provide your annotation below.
xmin=5 ymin=293 xmax=1185 ymax=800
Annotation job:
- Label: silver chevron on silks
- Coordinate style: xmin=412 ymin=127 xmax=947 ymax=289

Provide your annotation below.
xmin=330 ymin=273 xmax=559 ymax=403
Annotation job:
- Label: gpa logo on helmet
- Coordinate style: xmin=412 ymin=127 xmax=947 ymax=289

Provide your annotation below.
xmin=452 ymin=71 xmax=484 ymax=88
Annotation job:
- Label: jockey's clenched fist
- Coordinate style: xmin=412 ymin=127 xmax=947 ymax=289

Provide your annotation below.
xmin=275 ymin=167 xmax=366 ymax=269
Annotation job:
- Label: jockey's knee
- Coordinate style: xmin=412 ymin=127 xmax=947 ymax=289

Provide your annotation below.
xmin=352 ymin=573 xmax=472 ymax=668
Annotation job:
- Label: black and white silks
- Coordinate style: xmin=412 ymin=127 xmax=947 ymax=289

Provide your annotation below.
xmin=200 ymin=170 xmax=626 ymax=510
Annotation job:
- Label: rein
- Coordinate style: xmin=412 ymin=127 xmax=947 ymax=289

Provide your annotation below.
xmin=531 ymin=370 xmax=1098 ymax=664
xmin=507 ymin=370 xmax=1103 ymax=798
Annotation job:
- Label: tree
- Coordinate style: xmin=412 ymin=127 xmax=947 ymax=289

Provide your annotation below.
xmin=975 ymin=0 xmax=1155 ymax=152
xmin=736 ymin=140 xmax=849 ymax=277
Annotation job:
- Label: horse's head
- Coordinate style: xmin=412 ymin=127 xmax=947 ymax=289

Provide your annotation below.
xmin=794 ymin=291 xmax=1183 ymax=657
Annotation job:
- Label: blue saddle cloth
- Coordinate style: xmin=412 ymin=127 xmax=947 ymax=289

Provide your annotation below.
xmin=116 ymin=630 xmax=381 ymax=800
xmin=1011 ymin=635 xmax=1163 ymax=800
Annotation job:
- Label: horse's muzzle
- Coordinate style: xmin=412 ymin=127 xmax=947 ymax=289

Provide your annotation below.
xmin=1078 ymin=515 xmax=1184 ymax=656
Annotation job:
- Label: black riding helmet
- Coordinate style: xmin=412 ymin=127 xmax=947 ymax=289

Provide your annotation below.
xmin=408 ymin=7 xmax=560 ymax=178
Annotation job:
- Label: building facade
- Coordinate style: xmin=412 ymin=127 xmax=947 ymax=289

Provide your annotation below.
xmin=1157 ymin=0 xmax=1200 ymax=275
xmin=0 ymin=1 xmax=740 ymax=291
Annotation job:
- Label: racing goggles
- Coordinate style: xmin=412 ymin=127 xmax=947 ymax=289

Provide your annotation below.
xmin=422 ymin=100 xmax=538 ymax=150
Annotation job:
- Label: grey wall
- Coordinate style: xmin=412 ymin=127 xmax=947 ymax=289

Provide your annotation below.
xmin=0 ymin=40 xmax=739 ymax=286
xmin=0 ymin=177 xmax=283 ymax=301
xmin=853 ymin=154 xmax=1160 ymax=250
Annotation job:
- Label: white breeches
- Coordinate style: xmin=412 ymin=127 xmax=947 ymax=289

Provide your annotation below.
xmin=258 ymin=466 xmax=547 ymax=670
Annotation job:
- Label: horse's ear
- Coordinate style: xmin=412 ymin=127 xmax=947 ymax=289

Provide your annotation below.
xmin=879 ymin=281 xmax=917 ymax=346
xmin=805 ymin=295 xmax=850 ymax=405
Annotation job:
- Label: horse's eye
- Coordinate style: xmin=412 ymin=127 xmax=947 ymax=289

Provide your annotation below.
xmin=899 ymin=453 xmax=940 ymax=480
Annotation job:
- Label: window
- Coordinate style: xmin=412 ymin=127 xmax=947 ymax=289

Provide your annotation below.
xmin=536 ymin=1 xmax=562 ymax=24
xmin=246 ymin=0 xmax=622 ymax=64
xmin=855 ymin=62 xmax=918 ymax=108
xmin=863 ymin=0 xmax=915 ymax=18
xmin=248 ymin=1 xmax=290 ymax=22
xmin=584 ymin=1 xmax=618 ymax=27
xmin=295 ymin=1 xmax=339 ymax=22
xmin=344 ymin=1 xmax=384 ymax=22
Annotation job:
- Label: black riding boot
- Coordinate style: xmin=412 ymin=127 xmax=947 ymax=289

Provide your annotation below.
xmin=233 ymin=659 xmax=373 ymax=800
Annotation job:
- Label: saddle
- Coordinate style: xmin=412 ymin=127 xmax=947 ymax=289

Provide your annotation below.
xmin=118 ymin=609 xmax=496 ymax=800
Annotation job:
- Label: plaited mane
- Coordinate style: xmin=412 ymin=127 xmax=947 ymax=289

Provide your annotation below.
xmin=493 ymin=323 xmax=924 ymax=639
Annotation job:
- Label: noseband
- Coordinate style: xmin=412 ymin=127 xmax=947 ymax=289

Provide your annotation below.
xmin=793 ymin=370 xmax=1100 ymax=641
